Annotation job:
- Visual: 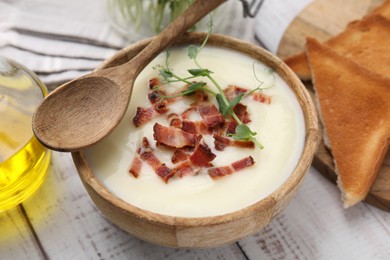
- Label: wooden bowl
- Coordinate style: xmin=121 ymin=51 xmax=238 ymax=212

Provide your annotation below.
xmin=72 ymin=33 xmax=319 ymax=248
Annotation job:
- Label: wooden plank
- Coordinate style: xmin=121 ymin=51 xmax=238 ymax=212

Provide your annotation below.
xmin=20 ymin=152 xmax=247 ymax=259
xmin=0 ymin=206 xmax=43 ymax=259
xmin=239 ymin=168 xmax=390 ymax=259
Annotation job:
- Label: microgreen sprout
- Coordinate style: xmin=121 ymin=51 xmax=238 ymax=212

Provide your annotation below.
xmin=244 ymin=62 xmax=275 ymax=98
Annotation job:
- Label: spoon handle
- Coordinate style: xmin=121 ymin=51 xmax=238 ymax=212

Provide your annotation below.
xmin=119 ymin=0 xmax=226 ymax=81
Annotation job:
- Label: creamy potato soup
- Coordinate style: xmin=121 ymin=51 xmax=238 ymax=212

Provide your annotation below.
xmin=85 ymin=46 xmax=305 ymax=217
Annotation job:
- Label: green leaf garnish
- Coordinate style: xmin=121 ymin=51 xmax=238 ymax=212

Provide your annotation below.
xmin=188 ymin=45 xmax=198 ymax=59
xmin=182 ymin=82 xmax=207 ymax=96
xmin=215 ymin=94 xmax=227 ymax=115
xmin=229 ymin=124 xmax=264 ymax=149
xmin=229 ymin=93 xmax=244 ymax=110
xmin=230 ymin=124 xmax=256 ymax=140
xmin=216 ymin=93 xmax=244 ymax=116
xmin=159 ymin=68 xmax=173 ymax=81
xmin=188 ymin=68 xmax=212 ymax=77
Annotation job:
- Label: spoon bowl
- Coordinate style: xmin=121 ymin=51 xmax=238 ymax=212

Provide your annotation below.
xmin=32 ymin=0 xmax=226 ymax=152
xmin=33 ymin=76 xmax=128 ymax=151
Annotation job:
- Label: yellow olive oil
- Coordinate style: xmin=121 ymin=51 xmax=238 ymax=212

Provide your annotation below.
xmin=0 ymin=56 xmax=50 ymax=211
xmin=0 ymin=137 xmax=50 ymax=211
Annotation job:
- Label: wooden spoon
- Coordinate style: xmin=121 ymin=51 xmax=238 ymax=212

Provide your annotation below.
xmin=32 ymin=0 xmax=225 ymax=152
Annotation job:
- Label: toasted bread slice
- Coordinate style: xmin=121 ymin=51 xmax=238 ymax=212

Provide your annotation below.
xmin=306 ymin=38 xmax=390 ymax=207
xmin=283 ymin=52 xmax=311 ymax=81
xmin=285 ymin=14 xmax=390 ymax=80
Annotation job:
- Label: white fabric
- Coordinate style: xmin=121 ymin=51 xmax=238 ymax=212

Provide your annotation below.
xmin=254 ymin=0 xmax=313 ymax=53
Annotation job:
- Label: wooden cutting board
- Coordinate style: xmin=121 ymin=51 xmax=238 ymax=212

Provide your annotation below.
xmin=277 ymin=0 xmax=390 ymax=212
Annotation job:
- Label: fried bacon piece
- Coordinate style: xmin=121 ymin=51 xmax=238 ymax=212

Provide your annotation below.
xmin=209 ymin=165 xmax=234 ymax=178
xmin=137 ymin=137 xmax=174 ymax=183
xmin=253 ymin=92 xmax=271 ymax=104
xmin=191 ymin=89 xmax=209 ymax=105
xmin=133 ymin=107 xmax=155 ymax=127
xmin=171 ymin=106 xmax=218 ymax=135
xmin=208 ymin=156 xmax=255 ymax=179
xmin=181 ymin=120 xmax=211 ymax=135
xmin=214 ymin=103 xmax=250 ymax=135
xmin=153 ymin=123 xmax=198 ymax=148
xmin=132 ymin=79 xmax=172 ymax=127
xmin=231 ymin=156 xmax=255 ymax=171
xmin=225 ymin=121 xmax=238 ymax=135
xmin=148 ymin=77 xmax=161 ymax=89
xmin=171 ymin=138 xmax=214 ymax=177
xmin=224 ymin=84 xmax=271 ymax=104
xmin=213 ymin=134 xmax=254 ymax=151
xmin=198 ymin=104 xmax=224 ymax=128
xmin=224 ymin=85 xmax=248 ymax=101
xmin=182 ymin=102 xmax=224 ymax=131
xmin=155 ymin=165 xmax=174 ymax=183
xmin=181 ymin=106 xmax=197 ymax=120
xmin=189 ymin=137 xmax=216 ymax=167
xmin=181 ymin=120 xmax=198 ymax=134
xmin=148 ymin=88 xmax=169 ymax=114
xmin=168 ymin=113 xmax=183 ymax=128
xmin=172 ymin=160 xmax=200 ymax=177
xmin=171 ymin=137 xmax=215 ymax=176
xmin=128 ymin=156 xmax=142 ymax=178
xmin=171 ymin=149 xmax=189 ymax=164
xmin=233 ymin=103 xmax=251 ymax=124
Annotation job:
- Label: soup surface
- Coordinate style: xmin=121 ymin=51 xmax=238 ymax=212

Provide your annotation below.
xmin=85 ymin=46 xmax=305 ymax=217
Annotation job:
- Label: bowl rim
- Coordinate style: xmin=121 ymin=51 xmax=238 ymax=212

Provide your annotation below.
xmin=72 ymin=32 xmax=319 ymax=228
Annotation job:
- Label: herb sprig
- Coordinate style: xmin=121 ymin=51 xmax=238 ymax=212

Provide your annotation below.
xmin=154 ymin=20 xmax=273 ymax=149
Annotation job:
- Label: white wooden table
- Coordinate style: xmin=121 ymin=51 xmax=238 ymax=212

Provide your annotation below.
xmin=1 ymin=1 xmax=389 ymax=259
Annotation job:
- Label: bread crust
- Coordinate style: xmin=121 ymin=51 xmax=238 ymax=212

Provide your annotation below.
xmin=284 ymin=53 xmax=311 ymax=81
xmin=305 ymin=38 xmax=390 ymax=207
